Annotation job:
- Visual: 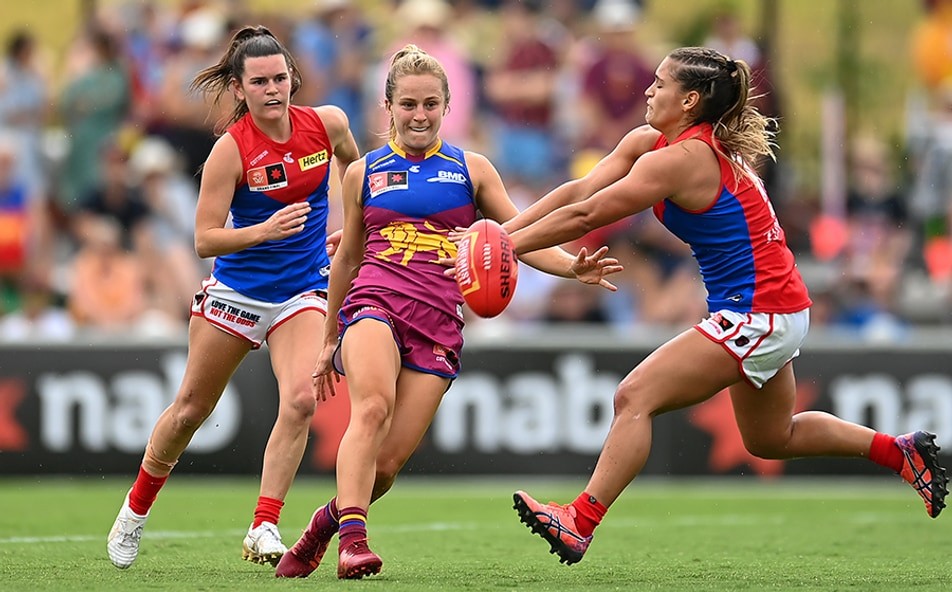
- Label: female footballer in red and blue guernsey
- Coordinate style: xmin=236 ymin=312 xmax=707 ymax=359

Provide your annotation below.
xmin=503 ymin=46 xmax=948 ymax=565
xmin=106 ymin=25 xmax=361 ymax=570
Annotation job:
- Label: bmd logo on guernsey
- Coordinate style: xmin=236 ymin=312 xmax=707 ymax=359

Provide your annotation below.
xmin=299 ymin=150 xmax=329 ymax=171
xmin=428 ymin=170 xmax=467 ymax=184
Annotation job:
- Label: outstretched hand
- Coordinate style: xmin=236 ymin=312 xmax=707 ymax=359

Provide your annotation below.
xmin=571 ymin=246 xmax=624 ymax=291
xmin=437 ymin=226 xmax=468 ymax=277
xmin=311 ymin=342 xmax=340 ymax=401
xmin=325 ymin=228 xmax=343 ymax=257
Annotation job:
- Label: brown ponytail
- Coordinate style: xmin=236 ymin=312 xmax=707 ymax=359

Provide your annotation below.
xmin=190 ymin=25 xmax=302 ymax=134
xmin=667 ymin=46 xmax=776 ymax=177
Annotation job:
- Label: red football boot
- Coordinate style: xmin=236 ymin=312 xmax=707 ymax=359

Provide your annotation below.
xmin=337 ymin=538 xmax=382 ymax=580
xmin=274 ymin=507 xmax=336 ymax=578
xmin=895 ymin=431 xmax=949 ymax=518
xmin=513 ymin=490 xmax=592 ymax=565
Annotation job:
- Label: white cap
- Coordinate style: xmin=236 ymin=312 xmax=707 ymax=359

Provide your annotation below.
xmin=593 ymin=0 xmax=641 ymax=31
xmin=130 ymin=137 xmax=179 ymax=179
xmin=313 ymin=0 xmax=351 ymax=13
xmin=181 ymin=8 xmax=224 ymax=50
xmin=398 ymin=0 xmax=452 ymax=30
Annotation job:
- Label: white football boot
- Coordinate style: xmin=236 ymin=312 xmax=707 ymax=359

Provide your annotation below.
xmin=107 ymin=492 xmax=149 ymax=569
xmin=242 ymin=521 xmax=287 ymax=566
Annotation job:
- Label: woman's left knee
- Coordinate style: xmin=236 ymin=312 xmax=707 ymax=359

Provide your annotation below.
xmin=279 ymin=384 xmax=317 ymax=421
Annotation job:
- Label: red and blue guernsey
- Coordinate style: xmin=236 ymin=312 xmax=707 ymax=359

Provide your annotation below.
xmin=350 ymin=139 xmax=477 ymax=319
xmin=651 ymin=123 xmax=812 ymax=314
xmin=213 ymin=105 xmax=334 ymax=302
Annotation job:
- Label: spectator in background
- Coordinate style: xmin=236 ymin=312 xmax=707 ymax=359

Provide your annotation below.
xmin=71 ymin=134 xmax=196 ymax=326
xmin=828 ymin=135 xmax=911 ymax=339
xmin=105 ymin=0 xmax=175 ymax=128
xmin=153 ymin=6 xmax=227 ymax=183
xmin=602 ymin=214 xmax=706 ymax=327
xmin=293 ymin=0 xmax=373 ymax=151
xmin=910 ymin=81 xmax=952 ymax=290
xmin=577 ymin=0 xmax=655 ymax=153
xmin=72 ymin=137 xmax=152 ymax=252
xmin=545 ymin=0 xmax=601 ymax=176
xmin=911 ymin=0 xmax=952 ymax=103
xmin=57 ymin=25 xmax=132 ymax=213
xmin=0 ymin=30 xmax=50 ymax=196
xmin=0 ymin=135 xmax=51 ymax=313
xmin=129 ymin=135 xmax=204 ymax=320
xmin=445 ymin=0 xmax=502 ymax=107
xmin=484 ymin=0 xmax=562 ymax=188
xmin=0 ymin=269 xmax=75 ymax=342
xmin=369 ymin=0 xmax=479 ymax=150
xmin=702 ymin=3 xmax=761 ymax=69
xmin=67 ymin=215 xmax=149 ymax=332
xmin=908 ymin=0 xmax=952 ymax=212
xmin=542 ymin=281 xmax=611 ymax=325
xmin=701 ymin=3 xmax=782 ymax=193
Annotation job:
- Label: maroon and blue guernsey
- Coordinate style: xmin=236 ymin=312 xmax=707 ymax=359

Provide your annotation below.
xmin=350 ymin=139 xmax=478 ymax=319
xmin=651 ymin=123 xmax=812 ymax=314
xmin=213 ymin=105 xmax=334 ymax=302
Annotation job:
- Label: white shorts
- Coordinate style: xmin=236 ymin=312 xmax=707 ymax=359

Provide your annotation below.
xmin=190 ymin=276 xmax=327 ymax=349
xmin=694 ymin=309 xmax=809 ymax=389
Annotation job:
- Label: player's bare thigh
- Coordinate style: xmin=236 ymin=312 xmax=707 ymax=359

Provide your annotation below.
xmin=729 ymin=363 xmax=797 ymax=454
xmin=621 ymin=328 xmax=742 ymax=416
xmin=267 ymin=309 xmax=326 ymax=397
xmin=340 ymin=318 xmax=402 ymax=404
xmin=175 ymin=316 xmax=252 ymax=410
xmin=377 ymin=369 xmax=450 ymax=472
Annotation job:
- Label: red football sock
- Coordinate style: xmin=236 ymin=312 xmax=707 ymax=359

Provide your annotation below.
xmin=868 ymin=432 xmax=904 ymax=472
xmin=128 ymin=466 xmax=168 ymax=516
xmin=337 ymin=506 xmax=368 ymax=547
xmin=571 ymin=492 xmax=607 ymax=538
xmin=253 ymin=496 xmax=284 ymax=528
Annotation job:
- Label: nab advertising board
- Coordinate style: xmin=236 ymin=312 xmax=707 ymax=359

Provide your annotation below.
xmin=1 ymin=334 xmax=950 ymax=477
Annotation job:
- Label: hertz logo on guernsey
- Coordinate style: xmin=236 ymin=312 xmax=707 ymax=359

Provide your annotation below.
xmin=298 ymin=150 xmax=329 ymax=171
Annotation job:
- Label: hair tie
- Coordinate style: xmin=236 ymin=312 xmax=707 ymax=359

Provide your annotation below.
xmin=727 ymin=59 xmax=738 ymax=77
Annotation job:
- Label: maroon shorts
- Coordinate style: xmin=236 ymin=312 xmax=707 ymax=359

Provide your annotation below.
xmin=334 ymin=287 xmax=463 ymax=378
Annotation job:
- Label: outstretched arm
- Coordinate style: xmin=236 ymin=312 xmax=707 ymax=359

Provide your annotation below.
xmin=502 ymin=126 xmax=660 ymax=235
xmin=466 ymin=151 xmax=622 ymax=290
xmin=509 ymin=138 xmax=709 ymax=256
xmin=313 ymin=159 xmax=367 ymax=400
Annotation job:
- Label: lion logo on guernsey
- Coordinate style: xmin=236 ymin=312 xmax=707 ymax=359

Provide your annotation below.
xmin=377 ymin=220 xmax=456 ymax=266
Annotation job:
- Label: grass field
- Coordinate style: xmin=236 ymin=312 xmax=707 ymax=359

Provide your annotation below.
xmin=0 ymin=476 xmax=946 ymax=591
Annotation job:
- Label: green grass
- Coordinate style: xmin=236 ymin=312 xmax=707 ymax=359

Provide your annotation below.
xmin=0 ymin=476 xmax=946 ymax=591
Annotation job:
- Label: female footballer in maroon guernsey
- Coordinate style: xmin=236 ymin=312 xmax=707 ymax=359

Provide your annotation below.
xmin=503 ymin=47 xmax=947 ymax=565
xmin=274 ymin=44 xmax=620 ymax=580
xmin=107 ymin=26 xmax=360 ymax=570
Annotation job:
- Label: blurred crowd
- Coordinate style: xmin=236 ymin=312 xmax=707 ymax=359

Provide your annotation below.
xmin=1 ymin=0 xmax=952 ymax=343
